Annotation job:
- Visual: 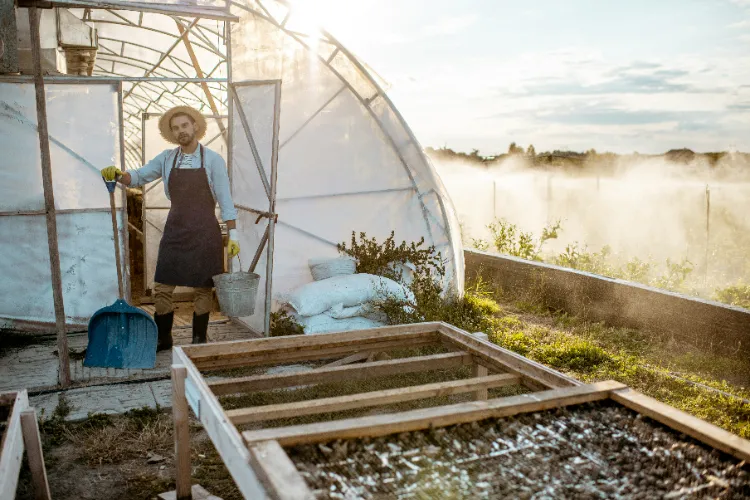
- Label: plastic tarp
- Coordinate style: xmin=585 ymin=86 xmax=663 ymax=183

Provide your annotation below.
xmin=0 ymin=82 xmax=127 ymax=328
xmin=228 ymin=2 xmax=464 ymax=335
xmin=231 ymin=82 xmax=277 ymax=333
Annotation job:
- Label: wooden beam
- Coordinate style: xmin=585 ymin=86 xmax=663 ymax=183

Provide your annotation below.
xmin=209 ymin=352 xmax=473 ymax=396
xmin=186 ymin=325 xmax=442 ymax=370
xmin=182 ymin=322 xmax=441 ymax=359
xmin=19 ymin=409 xmax=51 ymax=500
xmin=247 ymin=441 xmax=314 ymax=500
xmin=438 ymin=323 xmax=579 ymax=389
xmin=611 ymin=388 xmax=750 ymax=463
xmin=227 ymin=374 xmax=521 ymax=425
xmin=171 ymin=366 xmax=192 ymax=500
xmin=0 ymin=391 xmax=28 ymax=500
xmin=174 ymin=20 xmax=227 ymax=140
xmin=171 ymin=348 xmax=267 ymax=499
xmin=320 ymin=351 xmax=371 ymax=368
xmin=473 ymin=362 xmax=489 ymax=401
xmin=195 ymin=337 xmax=439 ymax=370
xmin=242 ymin=380 xmax=626 ymax=447
xmin=29 ymin=5 xmax=71 ymax=388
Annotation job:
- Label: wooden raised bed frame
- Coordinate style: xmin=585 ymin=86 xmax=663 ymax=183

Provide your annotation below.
xmin=0 ymin=390 xmax=51 ymax=499
xmin=171 ymin=322 xmax=750 ymax=500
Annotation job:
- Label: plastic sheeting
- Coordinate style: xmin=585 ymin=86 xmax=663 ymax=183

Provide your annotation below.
xmin=228 ymin=1 xmax=464 ymax=335
xmin=231 ymin=82 xmax=278 ymax=333
xmin=0 ymin=82 xmax=127 ymax=328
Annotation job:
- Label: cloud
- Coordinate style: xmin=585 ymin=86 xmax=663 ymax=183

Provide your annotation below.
xmin=728 ymin=20 xmax=750 ymax=28
xmin=730 ymin=0 xmax=750 ymax=6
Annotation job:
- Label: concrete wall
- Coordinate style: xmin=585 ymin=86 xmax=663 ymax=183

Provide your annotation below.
xmin=464 ymin=249 xmax=750 ymax=356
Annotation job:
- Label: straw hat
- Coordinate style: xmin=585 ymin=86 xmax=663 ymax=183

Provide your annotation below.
xmin=158 ymin=106 xmax=207 ymax=145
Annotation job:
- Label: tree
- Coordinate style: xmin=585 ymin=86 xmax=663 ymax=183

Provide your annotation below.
xmin=508 ymin=142 xmax=524 ymax=155
xmin=526 ymin=144 xmax=536 ymax=157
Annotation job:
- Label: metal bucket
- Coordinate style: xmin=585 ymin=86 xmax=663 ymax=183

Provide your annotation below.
xmin=212 ymin=271 xmax=260 ymax=317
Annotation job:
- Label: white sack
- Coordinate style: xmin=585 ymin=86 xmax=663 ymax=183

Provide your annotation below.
xmin=286 ymin=273 xmax=415 ymax=317
xmin=298 ymin=313 xmax=385 ymax=335
xmin=308 ymin=256 xmax=357 ymax=281
xmin=327 ymin=302 xmax=373 ymax=319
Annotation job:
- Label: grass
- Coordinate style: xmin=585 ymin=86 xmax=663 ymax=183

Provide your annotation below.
xmin=478 ymin=290 xmax=750 ymax=439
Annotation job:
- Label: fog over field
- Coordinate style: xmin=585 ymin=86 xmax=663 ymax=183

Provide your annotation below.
xmin=433 ymin=152 xmax=750 ymax=294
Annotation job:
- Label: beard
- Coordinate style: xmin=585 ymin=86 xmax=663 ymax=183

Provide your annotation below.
xmin=178 ymin=132 xmax=195 ymax=145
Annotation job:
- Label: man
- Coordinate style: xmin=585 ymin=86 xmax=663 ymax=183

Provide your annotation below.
xmin=101 ymin=106 xmax=239 ymax=350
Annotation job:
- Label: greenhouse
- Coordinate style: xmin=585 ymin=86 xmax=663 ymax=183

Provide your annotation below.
xmin=0 ymin=0 xmax=464 ymax=347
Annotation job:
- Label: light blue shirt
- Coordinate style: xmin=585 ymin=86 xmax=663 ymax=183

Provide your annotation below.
xmin=126 ymin=145 xmax=238 ymax=222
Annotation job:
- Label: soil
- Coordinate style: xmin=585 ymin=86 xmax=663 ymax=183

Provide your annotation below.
xmin=288 ymin=401 xmax=750 ymax=499
xmin=14 ymin=412 xmax=243 ymax=500
xmin=0 ymin=403 xmax=9 ymax=449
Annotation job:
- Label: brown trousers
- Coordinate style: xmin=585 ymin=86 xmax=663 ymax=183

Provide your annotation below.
xmin=154 ymin=282 xmax=213 ymax=316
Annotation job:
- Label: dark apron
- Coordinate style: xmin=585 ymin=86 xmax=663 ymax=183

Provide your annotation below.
xmin=154 ymin=144 xmax=224 ymax=288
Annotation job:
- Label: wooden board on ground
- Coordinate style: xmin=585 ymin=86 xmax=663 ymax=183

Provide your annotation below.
xmin=0 ymin=390 xmax=51 ymax=500
xmin=171 ymin=322 xmax=750 ymax=499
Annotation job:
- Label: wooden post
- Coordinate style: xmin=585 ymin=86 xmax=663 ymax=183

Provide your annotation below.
xmin=20 ymin=409 xmax=52 ymax=500
xmin=29 ymin=5 xmax=71 ymax=388
xmin=473 ymin=363 xmax=489 ymax=400
xmin=473 ymin=332 xmax=489 ymax=400
xmin=174 ymin=20 xmax=227 ymax=139
xmin=172 ymin=365 xmax=192 ymax=500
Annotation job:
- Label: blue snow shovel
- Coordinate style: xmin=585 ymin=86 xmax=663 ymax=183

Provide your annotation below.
xmin=84 ymin=179 xmax=158 ymax=369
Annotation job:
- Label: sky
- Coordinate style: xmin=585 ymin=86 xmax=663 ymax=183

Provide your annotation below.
xmin=298 ymin=0 xmax=750 ymax=155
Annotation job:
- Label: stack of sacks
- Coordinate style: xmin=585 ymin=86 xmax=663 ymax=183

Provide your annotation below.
xmin=281 ymin=257 xmax=415 ymax=335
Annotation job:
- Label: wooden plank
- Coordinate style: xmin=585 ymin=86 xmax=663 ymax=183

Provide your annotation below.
xmin=171 ymin=366 xmax=192 ymax=499
xmin=20 ymin=409 xmax=51 ymax=500
xmin=209 ymin=352 xmax=473 ymax=396
xmin=611 ymin=388 xmax=750 ymax=463
xmin=473 ymin=362 xmax=489 ymax=400
xmin=0 ymin=391 xmax=28 ymax=500
xmin=438 ymin=323 xmax=580 ymax=389
xmin=227 ymin=374 xmax=521 ymax=425
xmin=29 ymin=5 xmax=71 ymax=388
xmin=192 ymin=336 xmax=439 ymax=371
xmin=242 ymin=380 xmax=626 ymax=447
xmin=182 ymin=322 xmax=441 ymax=359
xmin=247 ymin=440 xmax=314 ymax=500
xmin=320 ymin=352 xmax=371 ymax=368
xmin=175 ymin=20 xmax=227 ymax=140
xmin=172 ymin=348 xmax=267 ymax=500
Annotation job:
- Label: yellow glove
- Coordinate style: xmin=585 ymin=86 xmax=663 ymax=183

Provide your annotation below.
xmin=101 ymin=166 xmax=122 ymax=181
xmin=227 ymin=228 xmax=240 ymax=257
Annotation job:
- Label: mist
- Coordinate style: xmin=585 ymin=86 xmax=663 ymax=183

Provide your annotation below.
xmin=433 ymin=153 xmax=750 ymax=295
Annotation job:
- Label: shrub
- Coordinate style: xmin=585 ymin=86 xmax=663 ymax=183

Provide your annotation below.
xmin=270 ymin=310 xmax=304 ymax=337
xmin=714 ymin=284 xmax=750 ymax=309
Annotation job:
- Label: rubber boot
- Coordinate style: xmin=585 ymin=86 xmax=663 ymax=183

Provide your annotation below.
xmin=154 ymin=312 xmax=174 ymax=351
xmin=192 ymin=312 xmax=210 ymax=344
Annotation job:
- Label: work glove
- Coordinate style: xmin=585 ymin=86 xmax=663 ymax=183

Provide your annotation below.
xmin=101 ymin=165 xmax=122 ymax=181
xmin=227 ymin=229 xmax=240 ymax=258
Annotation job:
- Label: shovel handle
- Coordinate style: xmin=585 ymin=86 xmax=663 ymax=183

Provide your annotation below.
xmin=107 ymin=180 xmax=124 ymax=300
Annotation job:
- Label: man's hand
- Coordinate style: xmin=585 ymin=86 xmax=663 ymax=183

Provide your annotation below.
xmin=227 ymin=228 xmax=240 ymax=257
xmin=101 ymin=166 xmax=122 ymax=181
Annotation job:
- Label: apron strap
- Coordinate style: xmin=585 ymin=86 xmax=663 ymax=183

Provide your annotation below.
xmin=172 ymin=147 xmax=180 ymax=170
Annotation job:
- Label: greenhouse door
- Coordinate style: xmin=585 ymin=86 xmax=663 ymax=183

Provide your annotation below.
xmin=229 ymin=80 xmax=281 ymax=336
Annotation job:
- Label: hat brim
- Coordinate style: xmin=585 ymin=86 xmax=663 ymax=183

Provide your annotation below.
xmin=158 ymin=106 xmax=208 ymax=145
